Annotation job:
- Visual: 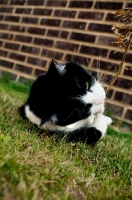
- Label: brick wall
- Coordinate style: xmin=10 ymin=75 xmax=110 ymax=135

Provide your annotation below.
xmin=0 ymin=0 xmax=132 ymax=124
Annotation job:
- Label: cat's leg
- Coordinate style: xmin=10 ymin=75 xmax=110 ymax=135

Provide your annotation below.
xmin=90 ymin=114 xmax=112 ymax=138
xmin=66 ymin=114 xmax=112 ymax=145
xmin=104 ymin=116 xmax=112 ymax=126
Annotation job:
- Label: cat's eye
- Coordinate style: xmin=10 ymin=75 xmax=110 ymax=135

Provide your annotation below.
xmin=86 ymin=82 xmax=89 ymax=90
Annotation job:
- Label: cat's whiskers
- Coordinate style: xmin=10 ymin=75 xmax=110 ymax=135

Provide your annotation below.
xmin=97 ymin=49 xmax=103 ymax=81
xmin=96 ymin=50 xmax=116 ymax=92
xmin=101 ymin=75 xmax=110 ymax=85
xmin=104 ymin=77 xmax=114 ymax=90
xmin=99 ymin=64 xmax=112 ymax=83
xmin=100 ymin=65 xmax=115 ymax=91
xmin=102 ymin=73 xmax=113 ymax=86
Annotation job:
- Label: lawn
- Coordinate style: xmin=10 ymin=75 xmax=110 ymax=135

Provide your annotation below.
xmin=0 ymin=76 xmax=132 ymax=200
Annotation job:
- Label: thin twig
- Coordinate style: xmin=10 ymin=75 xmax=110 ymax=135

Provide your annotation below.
xmin=106 ymin=8 xmax=132 ymax=94
xmin=106 ymin=33 xmax=132 ymax=94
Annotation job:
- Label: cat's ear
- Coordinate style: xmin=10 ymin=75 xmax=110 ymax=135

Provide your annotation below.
xmin=51 ymin=59 xmax=66 ymax=75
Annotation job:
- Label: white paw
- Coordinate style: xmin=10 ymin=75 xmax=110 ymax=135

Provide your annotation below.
xmin=104 ymin=116 xmax=112 ymax=125
xmin=90 ymin=114 xmax=107 ymax=137
xmin=88 ymin=114 xmax=94 ymax=124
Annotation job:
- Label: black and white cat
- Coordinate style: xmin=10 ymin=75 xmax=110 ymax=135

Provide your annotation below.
xmin=19 ymin=60 xmax=112 ymax=145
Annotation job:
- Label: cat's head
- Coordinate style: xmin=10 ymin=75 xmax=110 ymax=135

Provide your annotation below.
xmin=49 ymin=60 xmax=105 ymax=105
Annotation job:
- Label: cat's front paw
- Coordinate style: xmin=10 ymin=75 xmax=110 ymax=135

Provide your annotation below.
xmin=104 ymin=116 xmax=112 ymax=125
xmin=90 ymin=114 xmax=109 ymax=137
xmin=88 ymin=114 xmax=94 ymax=124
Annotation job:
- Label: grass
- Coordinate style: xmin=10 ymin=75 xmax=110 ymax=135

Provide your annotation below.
xmin=0 ymin=76 xmax=132 ymax=200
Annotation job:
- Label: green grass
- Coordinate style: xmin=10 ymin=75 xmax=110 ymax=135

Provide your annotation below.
xmin=0 ymin=77 xmax=132 ymax=200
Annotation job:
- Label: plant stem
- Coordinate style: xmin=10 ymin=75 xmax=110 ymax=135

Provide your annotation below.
xmin=106 ymin=32 xmax=132 ymax=94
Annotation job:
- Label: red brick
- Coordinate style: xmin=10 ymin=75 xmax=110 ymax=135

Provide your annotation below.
xmin=0 ymin=50 xmax=8 ymax=57
xmin=11 ymin=0 xmax=25 ymax=5
xmin=125 ymin=53 xmax=132 ymax=63
xmin=95 ymin=2 xmax=123 ymax=10
xmin=15 ymin=64 xmax=32 ymax=74
xmin=109 ymin=51 xmax=123 ymax=60
xmin=60 ymin=31 xmax=69 ymax=39
xmin=80 ymin=46 xmax=108 ymax=57
xmin=34 ymin=69 xmax=46 ymax=77
xmin=124 ymin=66 xmax=132 ymax=77
xmin=34 ymin=38 xmax=53 ymax=47
xmin=33 ymin=8 xmax=52 ymax=16
xmin=55 ymin=41 xmax=79 ymax=51
xmin=27 ymin=57 xmax=46 ymax=67
xmin=105 ymin=13 xmax=115 ymax=21
xmin=69 ymin=1 xmax=93 ymax=8
xmin=114 ymin=91 xmax=132 ymax=105
xmin=27 ymin=27 xmax=45 ymax=35
xmin=0 ymin=41 xmax=2 ymax=47
xmin=21 ymin=45 xmax=40 ymax=55
xmin=65 ymin=54 xmax=90 ymax=66
xmin=105 ymin=103 xmax=123 ymax=117
xmin=41 ymin=19 xmax=61 ymax=27
xmin=5 ymin=42 xmax=20 ymax=50
xmin=63 ymin=21 xmax=86 ymax=30
xmin=0 ymin=15 xmax=3 ymax=20
xmin=106 ymin=90 xmax=113 ymax=99
xmin=15 ymin=35 xmax=32 ymax=43
xmin=15 ymin=8 xmax=31 ymax=14
xmin=46 ymin=1 xmax=67 ymax=7
xmin=47 ymin=30 xmax=68 ymax=38
xmin=9 ymin=53 xmax=26 ymax=61
xmin=54 ymin=10 xmax=76 ymax=18
xmin=10 ymin=25 xmax=25 ymax=32
xmin=125 ymin=109 xmax=132 ymax=121
xmin=5 ymin=16 xmax=20 ymax=22
xmin=126 ymin=3 xmax=132 ymax=7
xmin=89 ymin=23 xmax=112 ymax=33
xmin=97 ymin=36 xmax=116 ymax=46
xmin=22 ymin=17 xmax=38 ymax=24
xmin=114 ymin=78 xmax=132 ymax=90
xmin=0 ymin=7 xmax=13 ymax=13
xmin=0 ymin=33 xmax=13 ymax=40
xmin=47 ymin=30 xmax=59 ymax=37
xmin=42 ymin=49 xmax=63 ymax=60
xmin=78 ymin=11 xmax=104 ymax=20
xmin=0 ymin=0 xmax=8 ymax=4
xmin=0 ymin=59 xmax=13 ymax=68
xmin=0 ymin=23 xmax=8 ymax=30
xmin=92 ymin=59 xmax=118 ymax=72
xmin=27 ymin=0 xmax=44 ymax=6
xmin=71 ymin=32 xmax=96 ymax=43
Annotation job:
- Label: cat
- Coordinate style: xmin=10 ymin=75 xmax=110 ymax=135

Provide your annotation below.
xmin=19 ymin=59 xmax=112 ymax=145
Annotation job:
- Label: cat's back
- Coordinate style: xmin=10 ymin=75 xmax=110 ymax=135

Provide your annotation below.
xmin=27 ymin=74 xmax=48 ymax=102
